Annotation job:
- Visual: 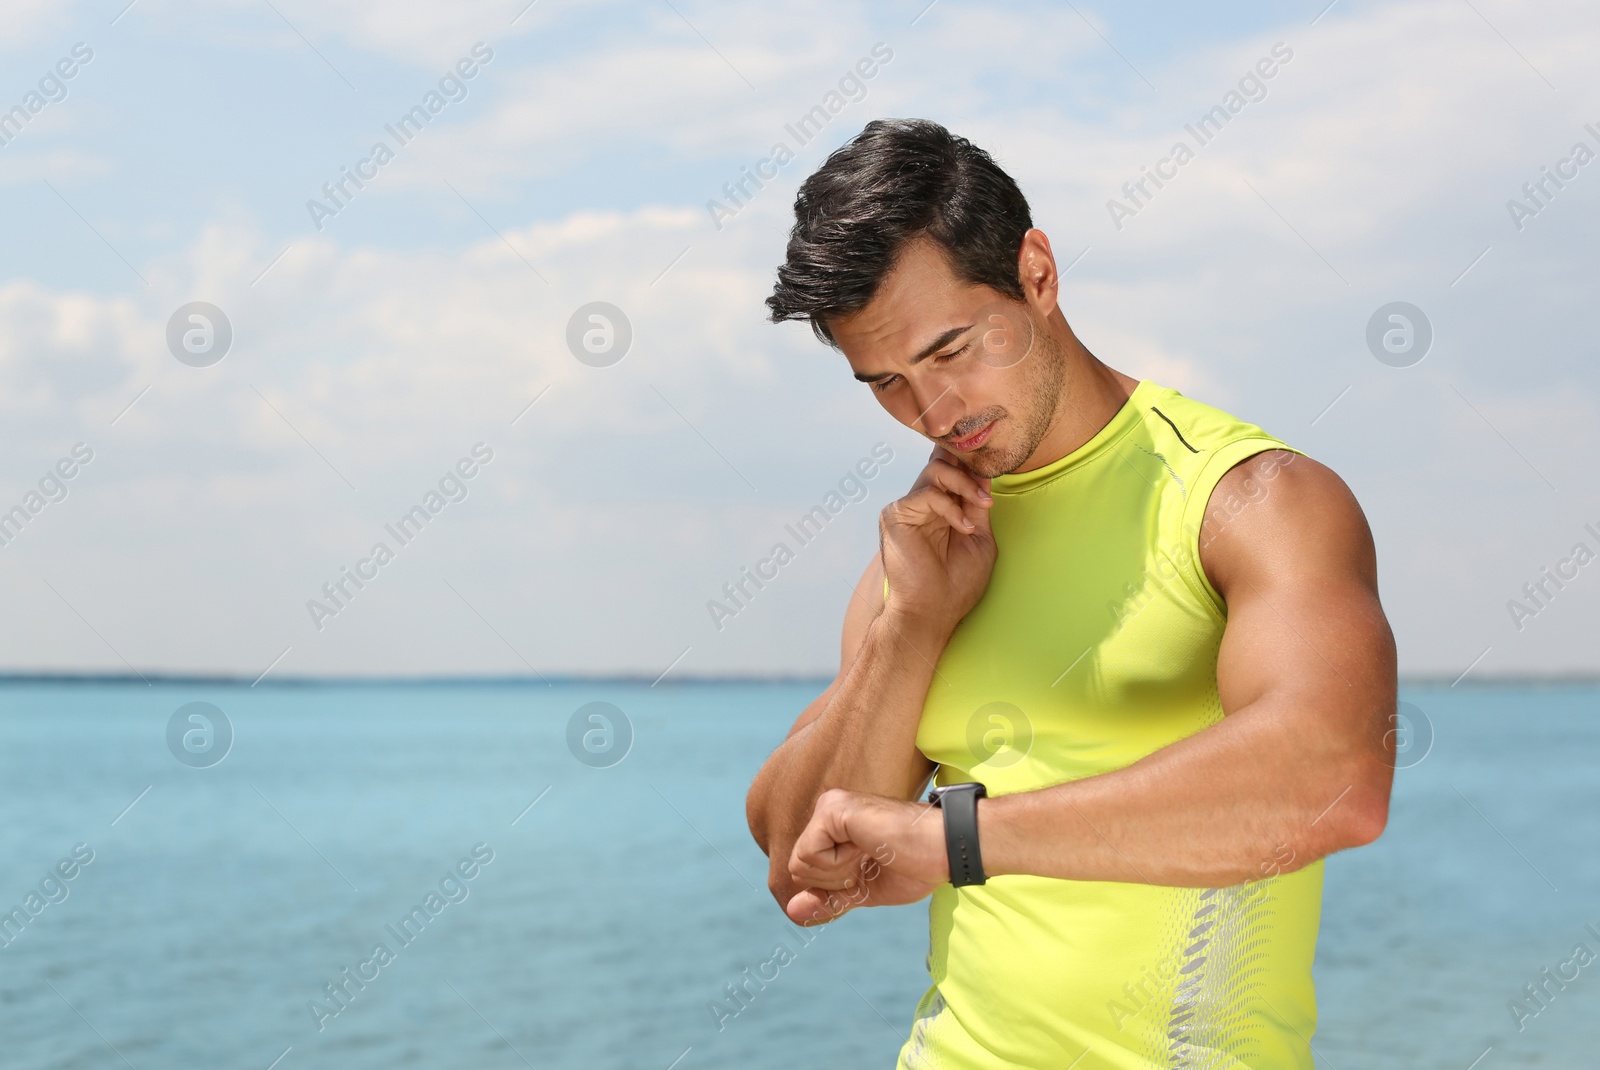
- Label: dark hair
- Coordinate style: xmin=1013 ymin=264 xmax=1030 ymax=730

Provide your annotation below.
xmin=766 ymin=118 xmax=1033 ymax=347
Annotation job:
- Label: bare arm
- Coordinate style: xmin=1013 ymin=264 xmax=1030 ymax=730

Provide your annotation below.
xmin=745 ymin=446 xmax=997 ymax=912
xmin=978 ymin=452 xmax=1395 ymax=883
xmin=784 ymin=452 xmax=1397 ymax=908
xmin=745 ymin=557 xmax=940 ymax=905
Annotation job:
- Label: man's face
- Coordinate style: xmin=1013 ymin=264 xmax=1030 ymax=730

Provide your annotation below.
xmin=830 ymin=237 xmax=1065 ymax=479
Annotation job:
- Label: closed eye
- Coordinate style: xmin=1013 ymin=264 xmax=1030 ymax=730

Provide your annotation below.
xmin=870 ymin=343 xmax=970 ymax=393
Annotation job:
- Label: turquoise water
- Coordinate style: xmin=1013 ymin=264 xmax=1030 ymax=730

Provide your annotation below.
xmin=0 ymin=680 xmax=1594 ymax=1068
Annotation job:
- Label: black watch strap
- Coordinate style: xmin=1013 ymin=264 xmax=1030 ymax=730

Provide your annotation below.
xmin=927 ymin=782 xmax=987 ymax=887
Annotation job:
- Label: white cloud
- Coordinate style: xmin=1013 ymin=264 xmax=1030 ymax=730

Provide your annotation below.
xmin=1 ymin=0 xmax=1597 ymax=675
xmin=0 ymin=0 xmax=76 ymax=55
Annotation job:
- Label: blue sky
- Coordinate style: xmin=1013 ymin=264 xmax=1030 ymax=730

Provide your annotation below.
xmin=1 ymin=0 xmax=1596 ymax=678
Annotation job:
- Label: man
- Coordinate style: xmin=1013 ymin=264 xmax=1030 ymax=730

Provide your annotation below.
xmin=744 ymin=118 xmax=1396 ymax=1069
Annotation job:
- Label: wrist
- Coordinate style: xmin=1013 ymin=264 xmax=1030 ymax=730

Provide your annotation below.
xmin=927 ymin=781 xmax=988 ymax=886
xmin=972 ymin=790 xmax=1011 ymax=878
xmin=915 ymin=800 xmax=951 ymax=882
xmin=875 ymin=602 xmax=954 ymax=651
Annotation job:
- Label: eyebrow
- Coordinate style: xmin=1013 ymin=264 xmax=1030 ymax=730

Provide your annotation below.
xmin=852 ymin=324 xmax=974 ymax=383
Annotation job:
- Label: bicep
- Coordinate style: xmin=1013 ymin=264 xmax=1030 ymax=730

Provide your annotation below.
xmin=1203 ymin=455 xmax=1396 ymax=823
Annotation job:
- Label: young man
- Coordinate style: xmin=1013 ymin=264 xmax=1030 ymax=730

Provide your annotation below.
xmin=744 ymin=118 xmax=1397 ymax=1069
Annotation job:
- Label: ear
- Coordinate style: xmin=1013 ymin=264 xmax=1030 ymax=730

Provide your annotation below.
xmin=1016 ymin=228 xmax=1060 ymax=319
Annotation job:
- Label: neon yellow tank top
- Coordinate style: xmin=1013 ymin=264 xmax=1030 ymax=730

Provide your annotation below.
xmin=889 ymin=378 xmax=1322 ymax=1070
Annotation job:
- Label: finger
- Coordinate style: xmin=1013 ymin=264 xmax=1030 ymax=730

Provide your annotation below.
xmin=788 ymin=845 xmax=863 ymax=883
xmin=919 ymin=445 xmax=972 ymax=482
xmin=910 ymin=451 xmax=952 ymax=494
xmin=785 ymin=887 xmax=860 ymax=927
xmin=923 ymin=454 xmax=975 ymax=499
xmin=895 ymin=485 xmax=977 ymax=534
xmin=787 ymin=869 xmax=860 ymax=893
xmin=931 ymin=443 xmax=987 ymax=483
xmin=790 ymin=801 xmax=852 ymax=866
xmin=788 ymin=819 xmax=865 ymax=879
xmin=923 ymin=454 xmax=994 ymax=510
xmin=788 ymin=846 xmax=866 ymax=891
xmin=914 ymin=460 xmax=992 ymax=534
xmin=913 ymin=489 xmax=976 ymax=534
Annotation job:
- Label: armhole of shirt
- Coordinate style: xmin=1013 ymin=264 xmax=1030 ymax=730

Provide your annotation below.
xmin=1176 ymin=436 xmax=1310 ymax=620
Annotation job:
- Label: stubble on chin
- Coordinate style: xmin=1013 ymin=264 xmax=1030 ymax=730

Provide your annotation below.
xmin=965 ymin=444 xmax=1018 ymax=479
xmin=997 ymin=333 xmax=1068 ymax=476
xmin=946 ymin=330 xmax=1068 ymax=479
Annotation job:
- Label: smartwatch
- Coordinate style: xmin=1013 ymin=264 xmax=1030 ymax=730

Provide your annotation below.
xmin=927 ymin=781 xmax=987 ymax=887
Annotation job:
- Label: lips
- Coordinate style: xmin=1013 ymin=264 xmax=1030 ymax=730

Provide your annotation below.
xmin=947 ymin=420 xmax=995 ymax=451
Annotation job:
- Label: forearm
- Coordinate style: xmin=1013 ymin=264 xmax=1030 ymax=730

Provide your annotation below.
xmin=981 ymin=691 xmax=1389 ymax=887
xmin=748 ymin=610 xmax=942 ymax=891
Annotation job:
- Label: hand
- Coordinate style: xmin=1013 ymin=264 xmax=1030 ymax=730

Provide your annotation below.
xmin=783 ymin=788 xmax=950 ymax=926
xmin=878 ymin=445 xmax=997 ymax=640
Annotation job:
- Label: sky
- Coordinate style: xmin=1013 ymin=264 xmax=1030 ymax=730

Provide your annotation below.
xmin=0 ymin=0 xmax=1595 ymax=680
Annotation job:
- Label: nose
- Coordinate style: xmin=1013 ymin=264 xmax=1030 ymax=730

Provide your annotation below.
xmin=909 ymin=380 xmax=964 ymax=438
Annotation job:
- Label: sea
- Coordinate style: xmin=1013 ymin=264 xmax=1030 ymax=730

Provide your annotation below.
xmin=0 ymin=679 xmax=1595 ymax=1069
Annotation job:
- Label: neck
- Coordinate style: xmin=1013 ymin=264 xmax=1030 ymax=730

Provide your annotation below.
xmin=1013 ymin=318 xmax=1137 ymax=474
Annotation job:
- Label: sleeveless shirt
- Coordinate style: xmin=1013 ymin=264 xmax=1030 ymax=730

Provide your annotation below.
xmin=889 ymin=378 xmax=1322 ymax=1070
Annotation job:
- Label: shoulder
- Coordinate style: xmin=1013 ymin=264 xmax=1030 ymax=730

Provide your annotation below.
xmin=1141 ymin=384 xmax=1270 ymax=453
xmin=1137 ymin=386 xmax=1293 ymax=496
xmin=1198 ymin=450 xmax=1379 ymax=606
